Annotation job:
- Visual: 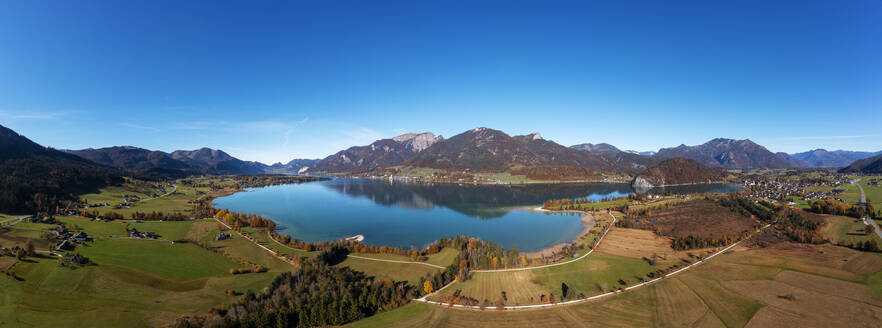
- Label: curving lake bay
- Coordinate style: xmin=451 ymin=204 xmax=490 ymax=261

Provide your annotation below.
xmin=212 ymin=179 xmax=741 ymax=252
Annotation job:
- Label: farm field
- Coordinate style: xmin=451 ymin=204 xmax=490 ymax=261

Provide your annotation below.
xmin=431 ymin=252 xmax=666 ymax=305
xmin=348 ymin=247 xmax=460 ymax=267
xmin=621 ymin=199 xmax=760 ymax=241
xmin=596 ymin=227 xmax=717 ymax=261
xmin=239 ymin=227 xmax=317 ymax=258
xmin=0 ymin=240 xmax=284 ymax=328
xmin=336 ymin=256 xmax=441 ymax=285
xmin=350 ymin=242 xmax=882 ymax=328
xmin=821 ymin=215 xmax=882 ymax=247
xmin=0 ymin=206 xmax=297 ymax=327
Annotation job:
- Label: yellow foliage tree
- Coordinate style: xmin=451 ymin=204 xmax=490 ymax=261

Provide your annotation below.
xmin=423 ymin=280 xmax=434 ymax=294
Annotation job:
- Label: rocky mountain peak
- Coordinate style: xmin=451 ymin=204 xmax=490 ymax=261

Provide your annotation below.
xmin=392 ymin=132 xmax=442 ymax=152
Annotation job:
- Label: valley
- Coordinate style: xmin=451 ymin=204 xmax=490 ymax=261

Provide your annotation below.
xmin=2 ymin=124 xmax=882 ymax=327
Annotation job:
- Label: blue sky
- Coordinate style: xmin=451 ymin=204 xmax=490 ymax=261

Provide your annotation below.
xmin=1 ymin=1 xmax=880 ymax=164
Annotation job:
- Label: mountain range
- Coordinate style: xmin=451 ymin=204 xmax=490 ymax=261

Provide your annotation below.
xmin=308 ymin=132 xmax=443 ymax=172
xmin=788 ymin=149 xmax=882 ymax=168
xmin=5 ymin=123 xmax=882 ymax=185
xmin=839 ymin=154 xmax=882 ymax=174
xmin=69 ymin=146 xmax=314 ymax=177
xmin=0 ymin=125 xmax=124 ymax=212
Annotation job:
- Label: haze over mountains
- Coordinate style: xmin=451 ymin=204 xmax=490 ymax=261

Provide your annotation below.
xmin=306 ymin=127 xmax=882 ymax=174
xmin=4 ymin=122 xmax=882 ymax=191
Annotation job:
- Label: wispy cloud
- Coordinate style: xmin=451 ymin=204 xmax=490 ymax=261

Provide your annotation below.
xmin=778 ymin=135 xmax=874 ymax=141
xmin=340 ymin=126 xmax=384 ymax=142
xmin=120 ymin=123 xmax=160 ymax=131
xmin=1 ymin=109 xmax=73 ymax=121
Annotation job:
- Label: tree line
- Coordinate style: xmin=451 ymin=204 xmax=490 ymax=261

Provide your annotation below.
xmin=178 ymin=245 xmax=413 ymax=328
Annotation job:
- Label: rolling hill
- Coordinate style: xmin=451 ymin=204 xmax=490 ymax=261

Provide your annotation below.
xmin=838 ymin=154 xmax=882 ymax=174
xmin=406 ymin=128 xmax=654 ymax=175
xmin=570 ymin=143 xmax=622 ymax=155
xmin=789 ymin=149 xmax=882 ymax=168
xmin=0 ymin=124 xmax=124 ymax=212
xmin=308 ymin=132 xmax=442 ymax=173
xmin=655 ymin=138 xmax=791 ymax=170
xmin=73 ymin=146 xmax=195 ymax=177
xmin=632 ymin=157 xmax=728 ymax=188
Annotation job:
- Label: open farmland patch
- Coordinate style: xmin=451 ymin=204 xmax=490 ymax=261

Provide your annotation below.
xmin=724 ymin=274 xmax=882 ymax=328
xmin=618 ymin=199 xmax=761 ymax=248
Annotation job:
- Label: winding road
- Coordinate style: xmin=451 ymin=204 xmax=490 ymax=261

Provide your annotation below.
xmin=415 ymin=223 xmax=771 ymax=310
xmin=0 ymin=215 xmax=31 ymax=226
xmin=853 ymin=180 xmax=882 ymax=240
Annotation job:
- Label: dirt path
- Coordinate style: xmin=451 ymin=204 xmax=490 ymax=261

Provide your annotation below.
xmin=853 ymin=180 xmax=882 ymax=240
xmin=415 ymin=221 xmax=772 ymax=310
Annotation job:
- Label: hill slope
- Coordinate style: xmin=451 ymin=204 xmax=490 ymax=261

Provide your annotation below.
xmin=0 ymin=125 xmax=124 ymax=212
xmin=776 ymin=152 xmax=813 ymax=168
xmin=309 ymin=132 xmax=442 ymax=173
xmin=839 ymin=154 xmax=882 ymax=174
xmin=632 ymin=157 xmax=728 ymax=188
xmin=570 ymin=143 xmax=621 ymax=155
xmin=791 ymin=149 xmax=882 ymax=168
xmin=73 ymin=146 xmax=195 ymax=177
xmin=406 ymin=128 xmax=653 ymax=174
xmin=655 ymin=138 xmax=790 ymax=170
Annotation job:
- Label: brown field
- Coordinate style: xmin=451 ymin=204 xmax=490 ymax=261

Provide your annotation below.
xmin=736 ymin=243 xmax=882 ymax=282
xmin=625 ymin=199 xmax=760 ymax=240
xmin=724 ymin=273 xmax=882 ymax=328
xmin=596 ymin=227 xmax=717 ymax=261
xmin=350 ymin=238 xmax=882 ymax=328
xmin=185 ymin=220 xmax=219 ymax=241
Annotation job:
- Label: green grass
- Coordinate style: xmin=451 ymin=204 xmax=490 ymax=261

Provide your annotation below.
xmin=57 ymin=216 xmax=128 ymax=236
xmin=432 ymin=253 xmax=662 ymax=305
xmin=208 ymin=232 xmax=292 ymax=271
xmin=821 ymin=215 xmax=882 ymax=246
xmin=344 ymin=303 xmax=430 ymax=328
xmin=426 ymin=248 xmax=460 ymax=267
xmin=78 ymin=239 xmax=241 ymax=280
xmin=0 ymin=243 xmax=281 ymax=327
xmin=128 ymin=220 xmax=201 ymax=241
xmin=337 ymin=256 xmax=440 ymax=284
xmin=240 ymin=227 xmax=317 ymax=258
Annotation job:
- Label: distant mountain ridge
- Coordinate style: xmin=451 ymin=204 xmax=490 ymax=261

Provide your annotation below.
xmin=308 ymin=132 xmax=442 ymax=173
xmin=72 ymin=146 xmax=308 ymax=176
xmin=789 ymin=149 xmax=882 ymax=168
xmin=570 ymin=143 xmax=622 ymax=155
xmin=839 ymin=154 xmax=882 ymax=174
xmin=655 ymin=138 xmax=791 ymax=170
xmin=74 ymin=146 xmax=194 ymax=177
xmin=0 ymin=124 xmax=124 ymax=212
xmin=405 ymin=128 xmax=654 ymax=175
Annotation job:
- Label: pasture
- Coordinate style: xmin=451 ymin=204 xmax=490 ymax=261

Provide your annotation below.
xmin=350 ymin=242 xmax=882 ymax=328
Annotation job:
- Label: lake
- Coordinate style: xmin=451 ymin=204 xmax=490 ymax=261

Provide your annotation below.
xmin=212 ymin=179 xmax=742 ymax=252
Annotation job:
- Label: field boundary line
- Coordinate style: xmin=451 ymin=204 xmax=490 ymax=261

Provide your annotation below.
xmin=212 ymin=217 xmax=298 ymax=268
xmin=414 ymin=223 xmax=771 ymax=310
xmin=346 ymin=254 xmax=446 ymax=269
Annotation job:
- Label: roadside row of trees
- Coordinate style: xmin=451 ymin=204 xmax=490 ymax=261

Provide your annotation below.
xmin=213 ymin=209 xmax=276 ymax=230
xmin=808 ymin=199 xmax=865 ymax=218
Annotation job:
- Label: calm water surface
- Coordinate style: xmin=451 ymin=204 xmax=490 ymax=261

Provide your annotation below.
xmin=213 ymin=179 xmax=741 ymax=252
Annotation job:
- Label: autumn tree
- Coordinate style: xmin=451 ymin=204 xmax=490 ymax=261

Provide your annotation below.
xmin=423 ymin=280 xmax=434 ymax=294
xmin=24 ymin=239 xmax=35 ymax=256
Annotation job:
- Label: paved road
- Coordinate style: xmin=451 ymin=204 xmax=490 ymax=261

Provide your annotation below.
xmin=853 ymin=180 xmax=882 ymax=240
xmin=416 ymin=223 xmax=772 ymax=309
xmin=0 ymin=215 xmax=31 ymax=226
